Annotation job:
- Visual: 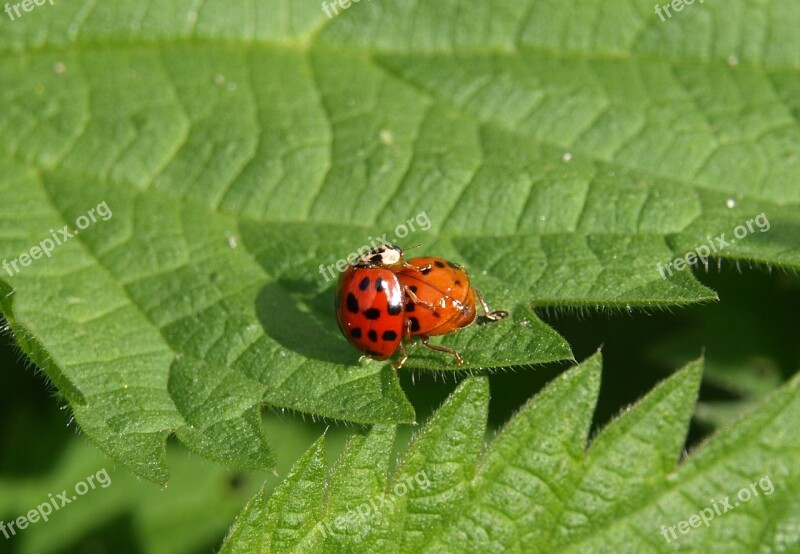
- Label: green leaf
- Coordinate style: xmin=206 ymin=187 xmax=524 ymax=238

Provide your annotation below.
xmin=221 ymin=354 xmax=800 ymax=552
xmin=0 ymin=331 xmax=353 ymax=553
xmin=2 ymin=0 xmax=800 ymax=481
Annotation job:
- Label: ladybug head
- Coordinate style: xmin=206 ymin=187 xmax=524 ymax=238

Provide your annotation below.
xmin=355 ymin=244 xmax=404 ymax=268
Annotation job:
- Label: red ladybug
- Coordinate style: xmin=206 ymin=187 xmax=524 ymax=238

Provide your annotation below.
xmin=335 ymin=245 xmax=407 ymax=364
xmin=335 ymin=245 xmax=507 ymax=368
xmin=396 ymin=257 xmax=507 ymax=365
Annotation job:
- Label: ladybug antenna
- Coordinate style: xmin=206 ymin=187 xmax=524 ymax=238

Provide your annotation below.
xmin=404 ymin=243 xmax=422 ymax=252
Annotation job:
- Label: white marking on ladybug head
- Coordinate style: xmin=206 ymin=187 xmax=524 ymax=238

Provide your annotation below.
xmin=356 ymin=244 xmax=404 ymax=267
xmin=378 ymin=245 xmax=402 ymax=265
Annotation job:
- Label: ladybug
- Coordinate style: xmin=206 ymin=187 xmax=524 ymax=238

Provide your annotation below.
xmin=396 ymin=257 xmax=508 ymax=365
xmin=335 ymin=244 xmax=507 ymax=368
xmin=335 ymin=245 xmax=408 ymax=364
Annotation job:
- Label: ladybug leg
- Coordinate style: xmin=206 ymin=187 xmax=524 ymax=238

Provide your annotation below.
xmin=474 ymin=287 xmax=509 ymax=321
xmin=402 ymin=261 xmax=433 ymax=273
xmin=404 ymin=285 xmax=439 ymax=313
xmin=420 ymin=336 xmax=463 ymax=365
xmin=402 ymin=318 xmax=415 ymax=340
xmin=392 ymin=341 xmax=409 ymax=369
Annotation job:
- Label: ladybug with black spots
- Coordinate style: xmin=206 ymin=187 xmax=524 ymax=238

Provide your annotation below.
xmin=335 ymin=244 xmax=507 ymax=368
xmin=335 ymin=245 xmax=407 ymax=364
xmin=396 ymin=256 xmax=507 ymax=365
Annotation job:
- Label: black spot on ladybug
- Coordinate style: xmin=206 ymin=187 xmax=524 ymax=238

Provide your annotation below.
xmin=350 ymin=327 xmax=362 ymax=338
xmin=447 ymin=261 xmax=460 ymax=269
xmin=387 ymin=302 xmax=402 ymax=315
xmin=433 ymin=312 xmax=441 ymax=318
xmin=382 ymin=330 xmax=397 ymax=341
xmin=368 ymin=330 xmax=378 ymax=342
xmin=375 ymin=278 xmax=385 ymax=292
xmin=359 ymin=277 xmax=370 ymax=291
xmin=420 ymin=266 xmax=432 ymax=275
xmin=409 ymin=285 xmax=418 ymax=293
xmin=346 ymin=293 xmax=359 ymax=313
xmin=409 ymin=317 xmax=420 ymax=332
xmin=369 ymin=254 xmax=383 ymax=265
xmin=454 ymin=280 xmax=462 ymax=286
xmin=364 ymin=308 xmax=381 ymax=320
xmin=434 ymin=261 xmax=446 ymax=268
xmin=405 ymin=301 xmax=415 ymax=312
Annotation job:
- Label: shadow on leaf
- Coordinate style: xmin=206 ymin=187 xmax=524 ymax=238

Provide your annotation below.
xmin=255 ymin=280 xmax=356 ymax=365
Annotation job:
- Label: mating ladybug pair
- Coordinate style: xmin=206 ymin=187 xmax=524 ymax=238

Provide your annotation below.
xmin=335 ymin=245 xmax=508 ymax=368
